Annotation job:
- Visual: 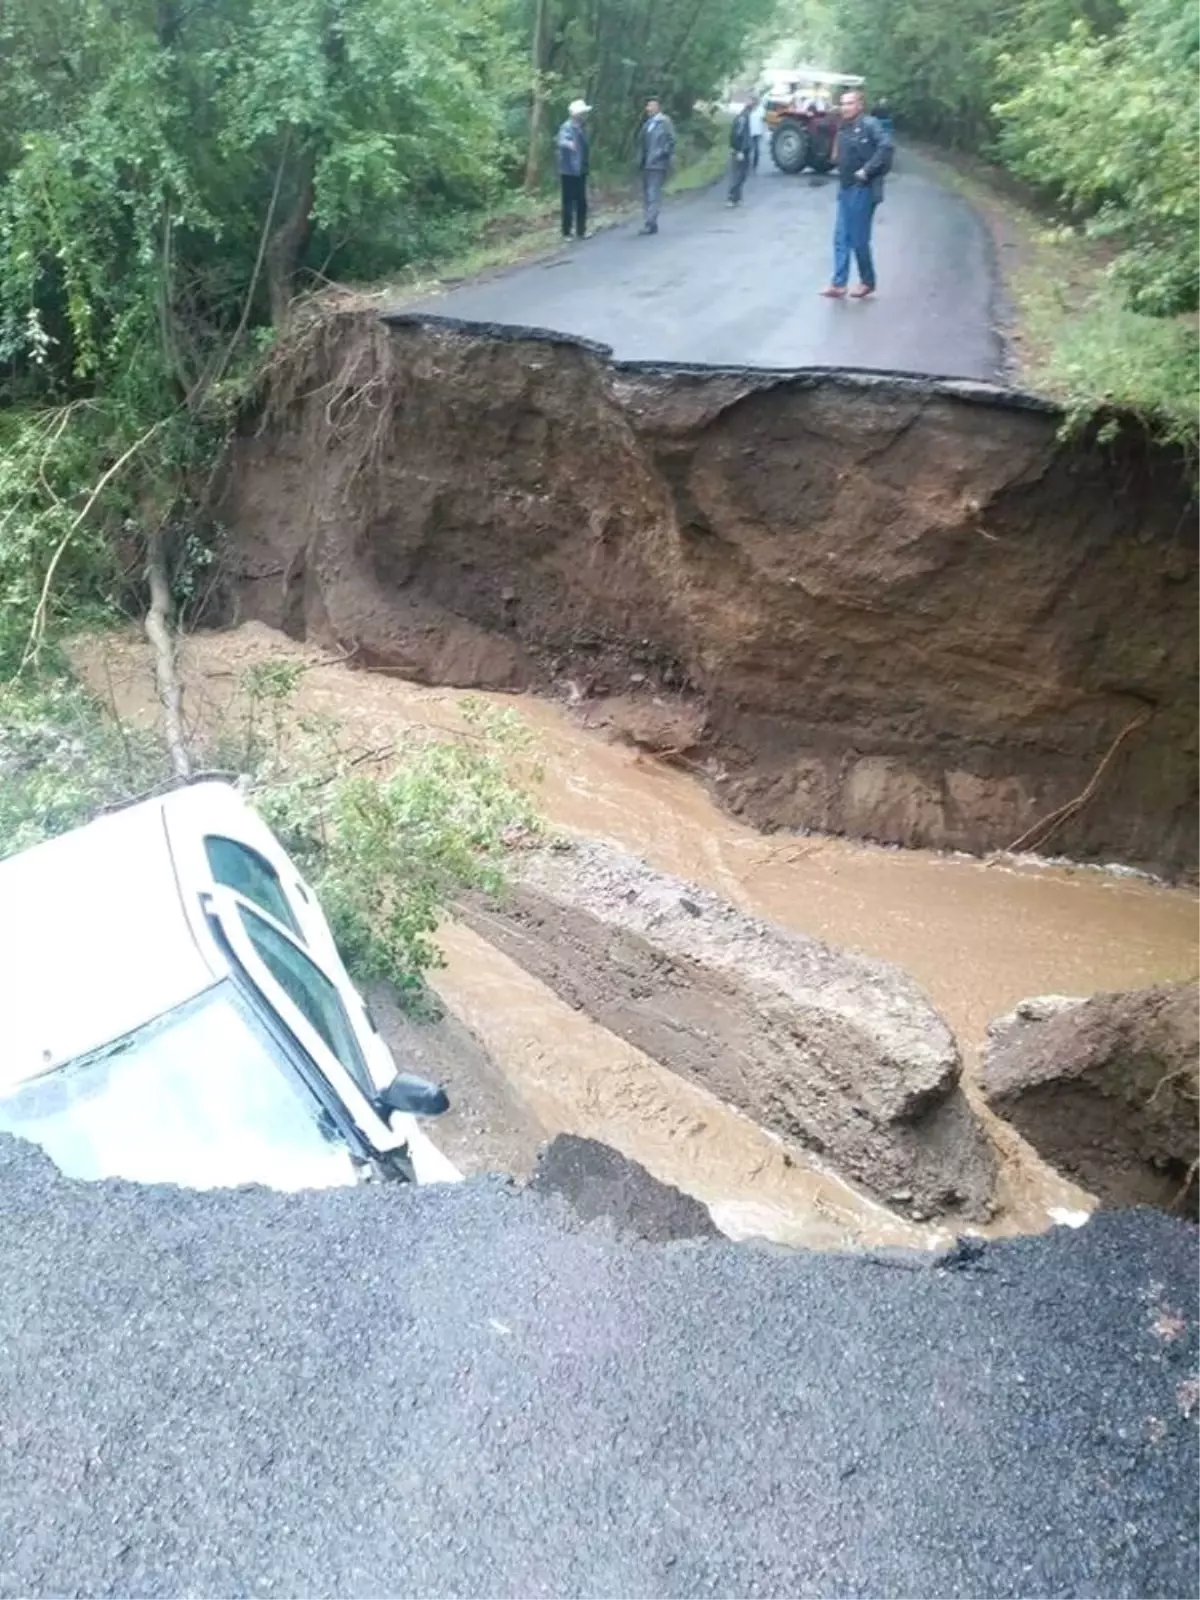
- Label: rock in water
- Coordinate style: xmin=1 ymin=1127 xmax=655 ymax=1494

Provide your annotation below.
xmin=982 ymin=983 xmax=1198 ymax=1215
xmin=462 ymin=839 xmax=997 ymax=1222
xmin=529 ymin=1135 xmax=720 ymax=1241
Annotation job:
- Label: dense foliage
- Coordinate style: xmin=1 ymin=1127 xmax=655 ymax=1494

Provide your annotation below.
xmin=259 ymin=698 xmax=542 ymax=1002
xmin=995 ymin=0 xmax=1199 ymax=317
xmin=834 ymin=0 xmax=1103 ymax=148
xmin=0 ymin=0 xmax=524 ymax=675
xmin=518 ymin=0 xmax=776 ymax=179
xmin=0 ymin=0 xmax=519 ymax=383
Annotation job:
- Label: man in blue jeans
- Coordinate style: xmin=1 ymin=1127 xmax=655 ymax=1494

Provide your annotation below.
xmin=820 ymin=88 xmax=893 ymax=300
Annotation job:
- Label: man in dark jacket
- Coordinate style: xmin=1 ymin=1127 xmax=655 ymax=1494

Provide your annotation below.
xmin=727 ymin=95 xmax=754 ymax=207
xmin=556 ymin=98 xmax=591 ymax=240
xmin=820 ymin=89 xmax=893 ymax=299
xmin=637 ymin=97 xmax=675 ymax=235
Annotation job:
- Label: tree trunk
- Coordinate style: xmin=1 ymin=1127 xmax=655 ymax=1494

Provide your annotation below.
xmin=523 ymin=0 xmax=549 ymax=191
xmin=266 ymin=148 xmax=317 ymax=328
xmin=155 ymin=0 xmax=182 ymax=47
xmin=144 ymin=527 xmax=191 ymax=781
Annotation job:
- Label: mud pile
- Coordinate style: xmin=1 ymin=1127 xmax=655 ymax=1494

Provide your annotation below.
xmin=222 ymin=312 xmax=1197 ymax=876
xmin=982 ymin=984 xmax=1199 ymax=1214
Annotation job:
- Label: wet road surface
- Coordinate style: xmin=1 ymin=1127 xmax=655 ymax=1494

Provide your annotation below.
xmin=404 ymin=152 xmax=1003 ymax=378
xmin=0 ymin=1138 xmax=1195 ymax=1599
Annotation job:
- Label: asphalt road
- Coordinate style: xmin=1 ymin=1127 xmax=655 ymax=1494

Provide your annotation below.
xmin=1 ymin=1135 xmax=1196 ymax=1599
xmin=406 ymin=152 xmax=1004 ymax=378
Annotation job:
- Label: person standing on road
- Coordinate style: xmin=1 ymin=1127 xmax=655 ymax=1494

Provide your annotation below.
xmin=637 ymin=97 xmax=676 ymax=235
xmin=748 ymin=93 xmax=766 ymax=170
xmin=820 ymin=88 xmax=893 ymax=300
xmin=727 ymin=96 xmax=754 ymax=207
xmin=870 ymin=96 xmax=894 ymax=139
xmin=556 ymin=98 xmax=592 ymax=241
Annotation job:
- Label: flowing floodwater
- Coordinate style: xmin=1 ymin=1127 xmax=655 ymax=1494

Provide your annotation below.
xmin=77 ymin=625 xmax=1199 ymax=1248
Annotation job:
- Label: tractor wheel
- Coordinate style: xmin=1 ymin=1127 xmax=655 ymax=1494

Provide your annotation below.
xmin=771 ymin=122 xmax=809 ymax=174
xmin=809 ymin=143 xmax=835 ymax=174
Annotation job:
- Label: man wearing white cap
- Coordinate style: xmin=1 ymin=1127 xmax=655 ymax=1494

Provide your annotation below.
xmin=556 ymin=98 xmax=592 ymax=241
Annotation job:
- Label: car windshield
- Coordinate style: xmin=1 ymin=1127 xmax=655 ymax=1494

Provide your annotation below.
xmin=0 ymin=982 xmax=359 ymax=1191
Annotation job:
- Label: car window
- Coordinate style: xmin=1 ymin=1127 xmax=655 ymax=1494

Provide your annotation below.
xmin=238 ymin=903 xmax=374 ymax=1099
xmin=205 ymin=835 xmax=303 ymax=938
xmin=0 ymin=983 xmax=357 ymax=1191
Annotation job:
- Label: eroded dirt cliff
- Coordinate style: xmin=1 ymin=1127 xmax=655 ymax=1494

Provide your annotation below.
xmin=222 ymin=311 xmax=1197 ymax=875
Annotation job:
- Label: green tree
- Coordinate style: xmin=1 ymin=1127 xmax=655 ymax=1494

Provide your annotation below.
xmin=832 ymin=0 xmax=1130 ymax=147
xmin=0 ymin=0 xmax=521 ymax=387
xmin=995 ymin=0 xmax=1199 ymax=314
xmin=516 ymin=0 xmax=778 ymax=169
xmin=0 ymin=0 xmax=523 ymax=672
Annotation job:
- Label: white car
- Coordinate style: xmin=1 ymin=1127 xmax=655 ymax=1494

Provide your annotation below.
xmin=0 ymin=781 xmax=460 ymax=1192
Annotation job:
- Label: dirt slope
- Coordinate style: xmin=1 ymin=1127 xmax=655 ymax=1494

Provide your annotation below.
xmin=221 ymin=312 xmax=1197 ymax=875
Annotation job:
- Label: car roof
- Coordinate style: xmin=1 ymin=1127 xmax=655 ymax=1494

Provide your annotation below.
xmin=0 ymin=791 xmax=226 ymax=1086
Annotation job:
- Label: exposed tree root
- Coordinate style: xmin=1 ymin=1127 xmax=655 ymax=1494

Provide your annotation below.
xmin=1171 ymin=1155 xmax=1199 ymax=1213
xmin=1005 ymin=712 xmax=1151 ymax=855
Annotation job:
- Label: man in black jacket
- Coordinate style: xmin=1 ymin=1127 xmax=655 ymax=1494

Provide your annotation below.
xmin=819 ymin=89 xmax=893 ymax=299
xmin=727 ymin=96 xmax=754 ymax=207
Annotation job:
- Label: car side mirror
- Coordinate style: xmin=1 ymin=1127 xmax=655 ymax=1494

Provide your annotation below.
xmin=377 ymin=1073 xmax=450 ymax=1119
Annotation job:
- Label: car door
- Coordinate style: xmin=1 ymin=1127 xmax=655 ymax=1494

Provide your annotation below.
xmin=205 ymin=885 xmax=405 ymax=1157
xmin=207 ymin=885 xmax=460 ymax=1185
xmin=162 ymin=783 xmax=396 ymax=1091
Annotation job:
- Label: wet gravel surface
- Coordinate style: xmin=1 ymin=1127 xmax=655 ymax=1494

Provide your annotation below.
xmin=0 ymin=1134 xmax=1196 ymax=1599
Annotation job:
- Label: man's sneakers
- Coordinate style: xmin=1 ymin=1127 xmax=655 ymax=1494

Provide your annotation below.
xmin=849 ymin=284 xmax=875 ymax=298
xmin=638 ymin=222 xmax=658 ymax=235
xmin=820 ymin=285 xmax=847 ymax=298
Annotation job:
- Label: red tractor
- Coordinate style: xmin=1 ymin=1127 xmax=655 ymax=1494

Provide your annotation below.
xmin=762 ymin=71 xmax=865 ymax=175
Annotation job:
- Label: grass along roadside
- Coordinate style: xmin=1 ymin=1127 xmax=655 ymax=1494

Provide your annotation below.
xmin=913 ymin=143 xmax=1197 ymax=447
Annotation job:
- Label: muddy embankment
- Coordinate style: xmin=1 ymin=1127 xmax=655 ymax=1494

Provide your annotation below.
xmin=221 ymin=312 xmax=1197 ymax=878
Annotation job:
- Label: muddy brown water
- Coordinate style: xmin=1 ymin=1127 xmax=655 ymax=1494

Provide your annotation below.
xmin=74 ymin=625 xmax=1199 ymax=1249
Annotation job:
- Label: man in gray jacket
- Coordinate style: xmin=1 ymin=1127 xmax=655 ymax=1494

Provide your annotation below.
xmin=637 ymin=97 xmax=675 ymax=235
xmin=555 ymin=98 xmax=591 ymax=240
